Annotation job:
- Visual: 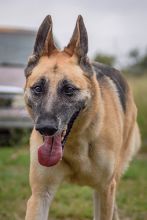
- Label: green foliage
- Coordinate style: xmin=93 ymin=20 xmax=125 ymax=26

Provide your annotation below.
xmin=0 ymin=147 xmax=30 ymax=220
xmin=93 ymin=53 xmax=116 ymax=66
xmin=118 ymin=159 xmax=147 ymax=219
xmin=128 ymin=76 xmax=147 ymax=152
xmin=93 ymin=48 xmax=147 ymax=75
xmin=0 ymin=128 xmax=30 ymax=147
xmin=139 ymin=54 xmax=147 ymax=70
xmin=126 ymin=48 xmax=147 ymax=75
xmin=129 ymin=48 xmax=140 ymax=61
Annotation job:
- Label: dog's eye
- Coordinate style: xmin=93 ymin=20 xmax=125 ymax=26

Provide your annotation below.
xmin=63 ymin=86 xmax=76 ymax=96
xmin=32 ymin=85 xmax=43 ymax=95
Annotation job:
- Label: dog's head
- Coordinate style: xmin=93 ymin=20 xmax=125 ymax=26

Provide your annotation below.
xmin=24 ymin=15 xmax=94 ymax=167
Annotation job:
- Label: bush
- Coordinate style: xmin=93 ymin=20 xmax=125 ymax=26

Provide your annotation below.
xmin=0 ymin=128 xmax=31 ymax=147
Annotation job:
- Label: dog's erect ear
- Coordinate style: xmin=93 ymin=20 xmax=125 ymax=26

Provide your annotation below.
xmin=64 ymin=15 xmax=88 ymax=58
xmin=33 ymin=15 xmax=57 ymax=57
xmin=25 ymin=15 xmax=58 ymax=78
xmin=64 ymin=15 xmax=93 ymax=77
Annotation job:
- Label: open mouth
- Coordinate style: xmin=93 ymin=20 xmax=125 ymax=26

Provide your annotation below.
xmin=38 ymin=109 xmax=81 ymax=167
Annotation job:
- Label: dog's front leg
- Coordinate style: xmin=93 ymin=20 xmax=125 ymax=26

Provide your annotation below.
xmin=93 ymin=191 xmax=100 ymax=220
xmin=25 ymin=162 xmax=62 ymax=220
xmin=93 ymin=190 xmax=119 ymax=220
xmin=112 ymin=203 xmax=120 ymax=220
xmin=25 ymin=188 xmax=56 ymax=220
xmin=99 ymin=178 xmax=116 ymax=220
xmin=25 ymin=182 xmax=58 ymax=220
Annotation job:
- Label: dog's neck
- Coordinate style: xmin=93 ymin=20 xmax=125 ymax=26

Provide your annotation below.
xmin=66 ymin=74 xmax=104 ymax=145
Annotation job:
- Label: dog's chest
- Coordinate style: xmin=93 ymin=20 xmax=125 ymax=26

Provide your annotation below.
xmin=63 ymin=138 xmax=115 ymax=187
xmin=64 ymin=152 xmax=96 ymax=186
xmin=64 ymin=141 xmax=110 ymax=187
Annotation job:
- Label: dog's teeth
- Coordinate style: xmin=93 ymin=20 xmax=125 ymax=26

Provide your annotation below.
xmin=63 ymin=130 xmax=66 ymax=136
xmin=61 ymin=128 xmax=67 ymax=141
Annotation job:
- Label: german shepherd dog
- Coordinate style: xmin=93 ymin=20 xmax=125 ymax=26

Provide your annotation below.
xmin=24 ymin=15 xmax=141 ymax=220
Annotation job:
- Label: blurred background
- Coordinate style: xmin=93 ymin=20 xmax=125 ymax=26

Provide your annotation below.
xmin=0 ymin=0 xmax=147 ymax=220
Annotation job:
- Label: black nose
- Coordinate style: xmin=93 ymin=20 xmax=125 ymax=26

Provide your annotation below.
xmin=35 ymin=116 xmax=58 ymax=136
xmin=36 ymin=123 xmax=58 ymax=136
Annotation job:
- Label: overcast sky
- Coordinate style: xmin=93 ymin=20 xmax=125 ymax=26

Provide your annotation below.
xmin=0 ymin=0 xmax=147 ymax=66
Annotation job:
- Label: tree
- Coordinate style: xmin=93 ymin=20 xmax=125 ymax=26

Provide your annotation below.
xmin=93 ymin=53 xmax=116 ymax=66
xmin=128 ymin=48 xmax=140 ymax=66
xmin=125 ymin=48 xmax=147 ymax=75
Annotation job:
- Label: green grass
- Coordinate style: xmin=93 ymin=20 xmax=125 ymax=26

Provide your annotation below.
xmin=0 ymin=147 xmax=147 ymax=220
xmin=118 ymin=157 xmax=147 ymax=220
xmin=0 ymin=147 xmax=30 ymax=220
xmin=128 ymin=75 xmax=147 ymax=151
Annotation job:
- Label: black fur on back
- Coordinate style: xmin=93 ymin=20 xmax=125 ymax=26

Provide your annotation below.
xmin=92 ymin=62 xmax=128 ymax=112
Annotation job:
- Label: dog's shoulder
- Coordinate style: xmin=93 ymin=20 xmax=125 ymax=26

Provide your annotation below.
xmin=92 ymin=61 xmax=129 ymax=112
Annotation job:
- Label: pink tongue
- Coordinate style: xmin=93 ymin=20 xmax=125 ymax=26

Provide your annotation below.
xmin=38 ymin=134 xmax=63 ymax=167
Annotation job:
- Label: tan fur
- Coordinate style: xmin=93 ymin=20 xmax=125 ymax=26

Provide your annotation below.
xmin=25 ymin=17 xmax=141 ymax=220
